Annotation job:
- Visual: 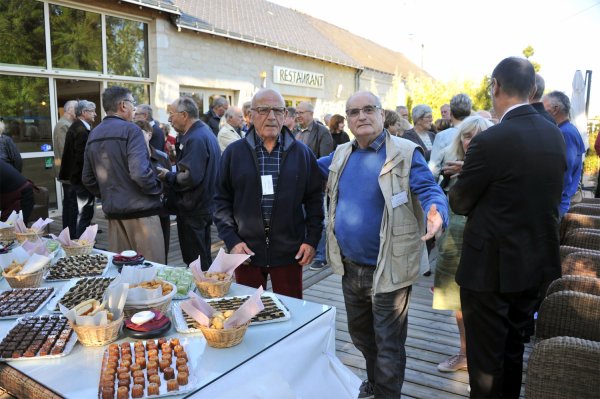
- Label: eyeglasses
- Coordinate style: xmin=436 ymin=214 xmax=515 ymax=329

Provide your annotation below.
xmin=346 ymin=105 xmax=381 ymax=118
xmin=84 ymin=109 xmax=96 ymax=113
xmin=296 ymin=110 xmax=312 ymax=115
xmin=122 ymin=99 xmax=137 ymax=106
xmin=168 ymin=111 xmax=185 ymax=117
xmin=251 ymin=107 xmax=286 ymax=116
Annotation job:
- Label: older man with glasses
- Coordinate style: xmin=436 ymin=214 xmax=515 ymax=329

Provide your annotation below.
xmin=318 ymin=91 xmax=448 ymax=398
xmin=214 ymin=88 xmax=323 ymax=299
xmin=82 ymin=86 xmax=165 ymax=263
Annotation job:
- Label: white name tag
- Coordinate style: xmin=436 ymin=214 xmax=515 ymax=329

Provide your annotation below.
xmin=261 ymin=175 xmax=274 ymax=195
xmin=171 ymin=165 xmax=177 ymax=173
xmin=391 ymin=191 xmax=408 ymax=208
xmin=179 ymin=144 xmax=184 ymax=151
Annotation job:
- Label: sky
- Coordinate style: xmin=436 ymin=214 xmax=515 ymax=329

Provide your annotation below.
xmin=269 ymin=0 xmax=600 ymax=118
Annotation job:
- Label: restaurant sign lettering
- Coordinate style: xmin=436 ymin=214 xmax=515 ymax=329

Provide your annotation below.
xmin=273 ymin=66 xmax=324 ymax=89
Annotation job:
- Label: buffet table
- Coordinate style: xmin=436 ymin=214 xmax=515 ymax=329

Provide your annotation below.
xmin=0 ymin=252 xmax=360 ymax=398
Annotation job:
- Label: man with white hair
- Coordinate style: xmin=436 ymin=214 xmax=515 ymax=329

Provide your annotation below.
xmin=135 ymin=104 xmax=165 ymax=151
xmin=217 ymin=107 xmax=244 ymax=152
xmin=54 ymin=100 xmax=77 ymax=230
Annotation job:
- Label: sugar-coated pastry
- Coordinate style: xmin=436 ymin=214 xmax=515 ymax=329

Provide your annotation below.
xmin=167 ymin=379 xmax=179 ymax=392
xmin=177 ymin=371 xmax=189 ymax=386
xmin=147 ymin=382 xmax=160 ymax=396
xmin=149 ymin=374 xmax=161 ymax=386
xmin=101 ymin=386 xmax=114 ymax=399
xmin=134 ymin=376 xmax=145 ymax=387
xmin=131 ymin=384 xmax=144 ymax=398
xmin=163 ymin=366 xmax=175 ymax=380
xmin=132 ymin=370 xmax=144 ymax=379
xmin=117 ymin=386 xmax=129 ymax=399
xmin=177 ymin=364 xmax=189 ymax=374
xmin=159 ymin=359 xmax=169 ymax=371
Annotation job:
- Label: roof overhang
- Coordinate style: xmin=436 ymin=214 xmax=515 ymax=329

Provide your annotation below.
xmin=118 ymin=0 xmax=181 ymax=15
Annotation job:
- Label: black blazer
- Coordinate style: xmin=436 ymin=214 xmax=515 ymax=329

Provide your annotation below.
xmin=149 ymin=122 xmax=165 ymax=151
xmin=402 ymin=129 xmax=436 ymax=161
xmin=449 ymin=105 xmax=566 ymax=293
xmin=530 ymin=102 xmax=556 ymax=125
xmin=59 ymin=119 xmax=90 ymax=185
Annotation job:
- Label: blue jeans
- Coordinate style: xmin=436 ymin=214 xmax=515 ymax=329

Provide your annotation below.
xmin=313 ymin=199 xmax=327 ymax=263
xmin=342 ymin=259 xmax=411 ymax=398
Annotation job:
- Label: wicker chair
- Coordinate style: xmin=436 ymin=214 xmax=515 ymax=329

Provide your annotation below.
xmin=580 ymin=197 xmax=600 ymax=205
xmin=559 ymin=245 xmax=600 ymax=263
xmin=562 ymin=228 xmax=600 ymax=251
xmin=546 ymin=275 xmax=600 ymax=296
xmin=559 ymin=213 xmax=600 ymax=243
xmin=562 ymin=252 xmax=600 ymax=278
xmin=536 ymin=290 xmax=600 ymax=341
xmin=568 ymin=204 xmax=600 ymax=217
xmin=525 ymin=336 xmax=600 ymax=399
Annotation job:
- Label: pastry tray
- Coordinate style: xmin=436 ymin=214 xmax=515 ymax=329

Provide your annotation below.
xmin=0 ymin=316 xmax=78 ymax=361
xmin=0 ymin=287 xmax=55 ymax=320
xmin=172 ymin=292 xmax=291 ymax=334
xmin=46 ymin=277 xmax=113 ymax=313
xmin=97 ymin=339 xmax=200 ymax=399
xmin=44 ymin=255 xmax=110 ymax=281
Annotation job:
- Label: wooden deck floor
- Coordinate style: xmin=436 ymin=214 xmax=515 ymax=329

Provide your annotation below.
xmin=45 ymin=207 xmax=534 ymax=399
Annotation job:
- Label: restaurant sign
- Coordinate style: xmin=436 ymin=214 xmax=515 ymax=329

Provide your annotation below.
xmin=273 ymin=66 xmax=324 ymax=89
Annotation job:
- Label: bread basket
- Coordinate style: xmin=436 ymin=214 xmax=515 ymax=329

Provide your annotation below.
xmin=199 ymin=321 xmax=250 ymax=348
xmin=195 ymin=277 xmax=233 ymax=298
xmin=69 ymin=315 xmax=123 ymax=346
xmin=2 ymin=260 xmax=50 ymax=288
xmin=123 ymin=280 xmax=177 ymax=319
xmin=62 ymin=240 xmax=95 ymax=257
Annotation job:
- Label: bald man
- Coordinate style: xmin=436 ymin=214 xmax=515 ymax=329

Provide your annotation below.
xmin=214 ymin=89 xmax=323 ymax=299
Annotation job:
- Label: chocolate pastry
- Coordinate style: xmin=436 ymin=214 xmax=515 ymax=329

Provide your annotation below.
xmin=0 ymin=288 xmax=54 ymax=317
xmin=46 ymin=254 xmax=109 ymax=280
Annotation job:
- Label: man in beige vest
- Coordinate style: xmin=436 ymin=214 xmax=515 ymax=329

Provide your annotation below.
xmin=318 ymin=91 xmax=448 ymax=398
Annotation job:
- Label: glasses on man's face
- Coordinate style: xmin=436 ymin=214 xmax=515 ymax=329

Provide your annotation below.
xmin=346 ymin=105 xmax=381 ymax=118
xmin=168 ymin=111 xmax=185 ymax=117
xmin=251 ymin=107 xmax=285 ymax=116
xmin=123 ymin=99 xmax=136 ymax=107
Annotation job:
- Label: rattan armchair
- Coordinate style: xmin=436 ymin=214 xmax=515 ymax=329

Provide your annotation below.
xmin=525 ymin=336 xmax=600 ymax=399
xmin=568 ymin=204 xmax=600 ymax=217
xmin=562 ymin=252 xmax=600 ymax=278
xmin=559 ymin=213 xmax=600 ymax=242
xmin=546 ymin=275 xmax=600 ymax=296
xmin=562 ymin=228 xmax=600 ymax=251
xmin=560 ymin=245 xmax=600 ymax=263
xmin=580 ymin=197 xmax=600 ymax=205
xmin=536 ymin=290 xmax=600 ymax=341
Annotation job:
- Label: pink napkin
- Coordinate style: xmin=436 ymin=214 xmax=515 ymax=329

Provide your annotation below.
xmin=14 ymin=218 xmax=28 ymax=233
xmin=30 ymin=218 xmax=53 ymax=232
xmin=21 ymin=238 xmax=50 ymax=257
xmin=78 ymin=224 xmax=98 ymax=243
xmin=190 ymin=248 xmax=251 ymax=283
xmin=55 ymin=227 xmax=75 ymax=246
xmin=180 ymin=291 xmax=213 ymax=327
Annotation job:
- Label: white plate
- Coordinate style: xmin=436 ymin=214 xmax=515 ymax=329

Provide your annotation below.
xmin=0 ymin=287 xmax=55 ymax=320
xmin=97 ymin=339 xmax=200 ymax=399
xmin=0 ymin=316 xmax=78 ymax=361
xmin=172 ymin=292 xmax=291 ymax=334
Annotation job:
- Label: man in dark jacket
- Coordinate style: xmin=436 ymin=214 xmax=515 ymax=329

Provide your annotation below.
xmin=158 ymin=96 xmax=220 ymax=268
xmin=135 ymin=104 xmax=166 ymax=151
xmin=59 ymin=100 xmax=96 ymax=238
xmin=202 ymin=97 xmax=229 ymax=136
xmin=82 ymin=86 xmax=165 ymax=263
xmin=528 ymin=73 xmax=555 ymax=124
xmin=449 ymin=57 xmax=566 ymax=398
xmin=214 ymin=88 xmax=323 ymax=299
xmin=295 ymin=101 xmax=334 ymax=158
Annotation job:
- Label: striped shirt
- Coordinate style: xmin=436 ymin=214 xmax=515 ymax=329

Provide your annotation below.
xmin=254 ymin=132 xmax=283 ymax=227
xmin=351 ymin=130 xmax=386 ymax=152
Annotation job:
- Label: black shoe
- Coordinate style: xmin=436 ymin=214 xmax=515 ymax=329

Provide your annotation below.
xmin=358 ymin=379 xmax=374 ymax=399
xmin=309 ymin=261 xmax=327 ymax=271
xmin=423 ymin=270 xmax=432 ymax=276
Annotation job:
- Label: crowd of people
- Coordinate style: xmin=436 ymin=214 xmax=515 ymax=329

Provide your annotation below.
xmin=0 ymin=56 xmax=593 ymax=399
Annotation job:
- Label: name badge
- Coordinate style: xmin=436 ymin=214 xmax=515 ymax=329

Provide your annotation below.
xmin=179 ymin=144 xmax=184 ymax=151
xmin=261 ymin=175 xmax=274 ymax=195
xmin=391 ymin=191 xmax=408 ymax=208
xmin=171 ymin=165 xmax=177 ymax=173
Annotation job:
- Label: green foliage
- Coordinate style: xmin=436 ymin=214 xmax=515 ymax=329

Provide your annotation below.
xmin=0 ymin=0 xmax=46 ymax=67
xmin=522 ymin=45 xmax=535 ymax=59
xmin=584 ymin=121 xmax=600 ymax=176
xmin=106 ymin=16 xmax=148 ymax=78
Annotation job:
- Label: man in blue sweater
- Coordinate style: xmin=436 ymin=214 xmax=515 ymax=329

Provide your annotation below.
xmin=543 ymin=90 xmax=586 ymax=216
xmin=318 ymin=91 xmax=448 ymax=398
xmin=214 ymin=88 xmax=323 ymax=299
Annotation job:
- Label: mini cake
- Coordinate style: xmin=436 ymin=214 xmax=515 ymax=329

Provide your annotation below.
xmin=176 ymin=351 xmax=188 ymax=361
xmin=159 ymin=359 xmax=170 ymax=371
xmin=173 ymin=345 xmax=183 ymax=354
xmin=117 ymin=366 xmax=128 ymax=375
xmin=117 ymin=378 xmax=130 ymax=388
xmin=135 ymin=356 xmax=146 ymax=369
xmin=170 ymin=337 xmax=180 ymax=347
xmin=101 ymin=386 xmax=114 ymax=399
xmin=177 ymin=364 xmax=189 ymax=374
xmin=148 ymin=355 xmax=159 ymax=364
xmin=134 ymin=376 xmax=145 ymax=387
xmin=132 ymin=370 xmax=144 ymax=379
xmin=176 ymin=357 xmax=187 ymax=368
xmin=131 ymin=384 xmax=144 ymax=398
xmin=147 ymin=382 xmax=160 ymax=396
xmin=157 ymin=338 xmax=167 ymax=347
xmin=147 ymin=349 xmax=158 ymax=358
xmin=149 ymin=374 xmax=161 ymax=386
xmin=117 ymin=386 xmax=129 ymax=399
xmin=147 ymin=368 xmax=158 ymax=378
xmin=167 ymin=379 xmax=179 ymax=392
xmin=163 ymin=366 xmax=175 ymax=380
xmin=130 ymin=364 xmax=141 ymax=374
xmin=162 ymin=353 xmax=172 ymax=364
xmin=177 ymin=371 xmax=189 ymax=386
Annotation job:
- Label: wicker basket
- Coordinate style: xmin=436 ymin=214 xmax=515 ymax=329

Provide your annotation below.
xmin=69 ymin=315 xmax=123 ymax=346
xmin=0 ymin=226 xmax=16 ymax=241
xmin=15 ymin=230 xmax=41 ymax=244
xmin=123 ymin=281 xmax=177 ymax=319
xmin=2 ymin=261 xmax=50 ymax=288
xmin=62 ymin=240 xmax=95 ymax=257
xmin=195 ymin=278 xmax=233 ymax=298
xmin=199 ymin=321 xmax=250 ymax=348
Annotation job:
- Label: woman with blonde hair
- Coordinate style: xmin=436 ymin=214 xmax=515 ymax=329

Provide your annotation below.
xmin=432 ymin=115 xmax=494 ymax=373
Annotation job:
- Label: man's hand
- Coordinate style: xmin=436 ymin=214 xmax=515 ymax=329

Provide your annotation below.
xmin=421 ymin=204 xmax=443 ymax=241
xmin=295 ymin=243 xmax=315 ymax=266
xmin=156 ymin=166 xmax=169 ymax=181
xmin=231 ymin=242 xmax=255 ymax=264
xmin=441 ymin=160 xmax=464 ymax=179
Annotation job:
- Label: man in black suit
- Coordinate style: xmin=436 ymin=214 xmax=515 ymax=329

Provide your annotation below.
xmin=135 ymin=104 xmax=165 ymax=151
xmin=528 ymin=73 xmax=555 ymax=125
xmin=449 ymin=57 xmax=566 ymax=398
xmin=59 ymin=100 xmax=97 ymax=238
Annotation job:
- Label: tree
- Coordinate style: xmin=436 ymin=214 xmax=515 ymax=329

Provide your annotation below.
xmin=522 ymin=45 xmax=541 ymax=72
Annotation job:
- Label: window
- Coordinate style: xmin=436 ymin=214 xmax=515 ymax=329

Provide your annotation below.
xmin=108 ymin=82 xmax=150 ymax=105
xmin=106 ymin=16 xmax=148 ymax=78
xmin=0 ymin=0 xmax=46 ymax=67
xmin=49 ymin=4 xmax=102 ymax=72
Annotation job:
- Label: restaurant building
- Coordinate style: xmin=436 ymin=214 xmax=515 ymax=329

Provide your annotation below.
xmin=0 ymin=0 xmax=426 ymax=209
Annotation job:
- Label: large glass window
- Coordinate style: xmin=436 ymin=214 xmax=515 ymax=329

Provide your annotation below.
xmin=0 ymin=0 xmax=46 ymax=67
xmin=108 ymin=82 xmax=150 ymax=105
xmin=106 ymin=16 xmax=148 ymax=78
xmin=49 ymin=4 xmax=102 ymax=72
